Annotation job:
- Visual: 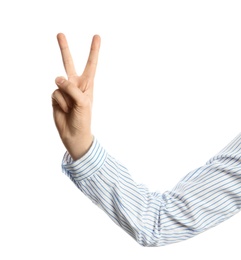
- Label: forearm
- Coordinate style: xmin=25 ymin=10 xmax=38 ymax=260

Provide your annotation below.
xmin=62 ymin=133 xmax=241 ymax=246
xmin=62 ymin=138 xmax=159 ymax=245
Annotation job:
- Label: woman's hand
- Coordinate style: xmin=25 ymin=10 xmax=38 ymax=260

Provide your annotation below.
xmin=52 ymin=33 xmax=101 ymax=160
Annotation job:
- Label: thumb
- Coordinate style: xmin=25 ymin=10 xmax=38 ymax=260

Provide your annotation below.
xmin=55 ymin=77 xmax=84 ymax=105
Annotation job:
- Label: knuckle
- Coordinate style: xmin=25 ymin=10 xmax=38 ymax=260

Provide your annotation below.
xmin=53 ymin=89 xmax=60 ymax=94
xmin=52 ymin=89 xmax=60 ymax=98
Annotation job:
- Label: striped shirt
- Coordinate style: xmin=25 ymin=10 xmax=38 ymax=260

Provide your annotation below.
xmin=62 ymin=133 xmax=241 ymax=247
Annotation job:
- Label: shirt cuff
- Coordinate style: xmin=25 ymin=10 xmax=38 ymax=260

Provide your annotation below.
xmin=62 ymin=137 xmax=107 ymax=182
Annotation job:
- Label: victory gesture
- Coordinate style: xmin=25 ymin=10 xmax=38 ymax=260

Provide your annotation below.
xmin=52 ymin=33 xmax=101 ymax=160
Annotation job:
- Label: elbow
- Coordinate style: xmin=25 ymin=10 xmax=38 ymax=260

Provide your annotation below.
xmin=135 ymin=230 xmax=163 ymax=247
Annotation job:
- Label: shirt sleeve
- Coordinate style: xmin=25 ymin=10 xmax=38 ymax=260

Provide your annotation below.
xmin=62 ymin=133 xmax=241 ymax=247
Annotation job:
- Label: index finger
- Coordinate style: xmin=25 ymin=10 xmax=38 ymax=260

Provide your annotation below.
xmin=57 ymin=33 xmax=77 ymax=77
xmin=83 ymin=35 xmax=101 ymax=79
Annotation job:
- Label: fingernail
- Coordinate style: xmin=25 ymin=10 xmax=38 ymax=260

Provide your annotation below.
xmin=56 ymin=77 xmax=65 ymax=84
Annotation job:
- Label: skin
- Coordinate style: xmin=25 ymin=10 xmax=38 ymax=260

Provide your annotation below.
xmin=52 ymin=33 xmax=101 ymax=160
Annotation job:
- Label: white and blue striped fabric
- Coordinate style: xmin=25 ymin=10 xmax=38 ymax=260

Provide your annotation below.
xmin=62 ymin=133 xmax=241 ymax=247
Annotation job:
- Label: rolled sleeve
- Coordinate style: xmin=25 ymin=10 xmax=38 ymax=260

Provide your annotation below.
xmin=62 ymin=137 xmax=107 ymax=182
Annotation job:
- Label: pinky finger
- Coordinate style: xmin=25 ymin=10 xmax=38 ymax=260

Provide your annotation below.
xmin=52 ymin=89 xmax=69 ymax=113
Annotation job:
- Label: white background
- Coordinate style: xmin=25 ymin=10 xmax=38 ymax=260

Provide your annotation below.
xmin=1 ymin=0 xmax=241 ymax=259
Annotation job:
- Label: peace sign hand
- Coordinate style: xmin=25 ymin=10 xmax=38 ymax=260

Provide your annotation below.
xmin=52 ymin=33 xmax=101 ymax=160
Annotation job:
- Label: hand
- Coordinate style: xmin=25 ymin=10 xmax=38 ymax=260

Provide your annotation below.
xmin=52 ymin=33 xmax=101 ymax=160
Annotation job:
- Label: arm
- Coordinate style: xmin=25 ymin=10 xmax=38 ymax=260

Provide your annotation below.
xmin=62 ymin=133 xmax=241 ymax=246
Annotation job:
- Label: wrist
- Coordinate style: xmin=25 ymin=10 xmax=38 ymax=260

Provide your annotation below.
xmin=63 ymin=133 xmax=94 ymax=161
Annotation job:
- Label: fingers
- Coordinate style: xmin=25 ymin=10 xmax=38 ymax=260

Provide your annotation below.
xmin=83 ymin=35 xmax=101 ymax=78
xmin=57 ymin=33 xmax=101 ymax=80
xmin=55 ymin=77 xmax=84 ymax=106
xmin=57 ymin=33 xmax=77 ymax=77
xmin=52 ymin=89 xmax=69 ymax=113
